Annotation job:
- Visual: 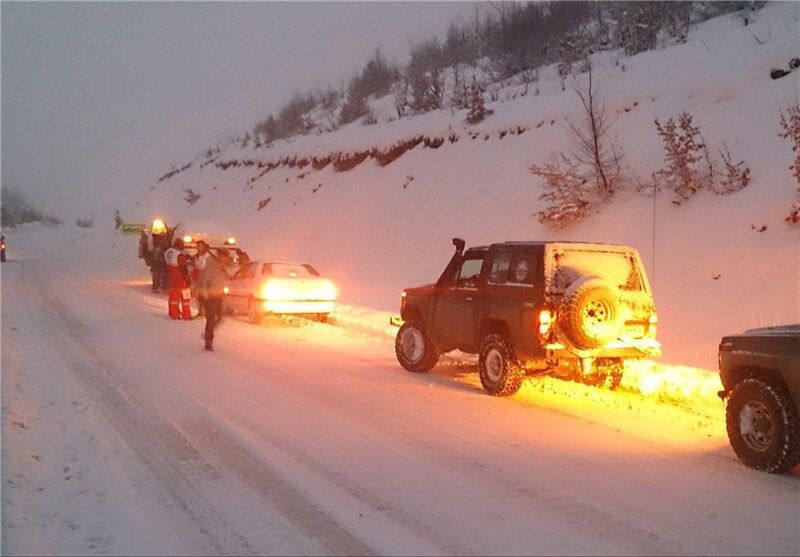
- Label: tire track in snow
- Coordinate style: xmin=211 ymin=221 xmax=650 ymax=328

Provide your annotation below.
xmin=25 ymin=261 xmax=377 ymax=556
xmin=24 ymin=264 xmax=257 ymax=556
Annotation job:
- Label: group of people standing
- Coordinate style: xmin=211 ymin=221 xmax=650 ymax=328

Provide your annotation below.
xmin=139 ymin=230 xmax=231 ymax=351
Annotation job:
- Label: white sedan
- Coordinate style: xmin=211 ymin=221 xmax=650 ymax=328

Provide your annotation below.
xmin=223 ymin=261 xmax=337 ymax=324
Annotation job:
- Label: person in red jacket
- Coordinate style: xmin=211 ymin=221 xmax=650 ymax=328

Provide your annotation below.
xmin=164 ymin=238 xmax=192 ymax=320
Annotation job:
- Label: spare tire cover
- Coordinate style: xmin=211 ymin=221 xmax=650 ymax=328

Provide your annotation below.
xmin=558 ymin=276 xmax=624 ymax=350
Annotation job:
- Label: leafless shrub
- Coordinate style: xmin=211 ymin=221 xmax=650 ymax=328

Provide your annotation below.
xmin=653 ymin=112 xmax=712 ymax=200
xmin=653 ymin=112 xmax=751 ymax=200
xmin=465 ymin=81 xmax=493 ymax=124
xmin=779 ymin=103 xmax=800 ymax=224
xmin=114 ymin=209 xmax=123 ymax=230
xmin=257 ymin=197 xmax=272 ymax=211
xmin=714 ymin=143 xmax=751 ymax=194
xmin=362 ymin=108 xmax=378 ymax=126
xmin=779 ymin=104 xmax=800 ymax=187
xmin=531 ymin=156 xmax=591 ymax=229
xmin=786 ymin=202 xmax=800 ymax=225
xmin=75 ymin=216 xmax=94 ymax=228
xmin=392 ymin=80 xmax=411 ymax=118
xmin=184 ymin=187 xmax=201 ymax=206
xmin=449 ymin=66 xmax=470 ymax=109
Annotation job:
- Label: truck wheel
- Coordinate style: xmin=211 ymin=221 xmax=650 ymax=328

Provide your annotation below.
xmin=726 ymin=378 xmax=800 ymax=473
xmin=559 ymin=277 xmax=624 ymax=350
xmin=247 ymin=299 xmax=263 ymax=325
xmin=395 ymin=322 xmax=439 ymax=373
xmin=479 ymin=334 xmax=525 ymax=396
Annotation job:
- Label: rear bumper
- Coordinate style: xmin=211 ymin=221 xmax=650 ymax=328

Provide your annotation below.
xmin=259 ymin=299 xmax=335 ymax=315
xmin=544 ymin=338 xmax=662 ymax=359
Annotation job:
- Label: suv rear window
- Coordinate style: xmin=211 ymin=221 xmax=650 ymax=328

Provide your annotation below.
xmin=550 ymin=249 xmax=644 ymax=293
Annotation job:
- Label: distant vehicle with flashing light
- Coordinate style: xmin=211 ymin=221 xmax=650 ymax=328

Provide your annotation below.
xmin=718 ymin=325 xmax=800 ymax=473
xmin=394 ymin=238 xmax=661 ymax=396
xmin=178 ymin=221 xmax=238 ymax=254
xmin=224 ymin=261 xmax=337 ymax=324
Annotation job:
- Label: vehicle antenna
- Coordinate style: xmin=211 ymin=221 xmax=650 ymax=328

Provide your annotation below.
xmin=652 ymin=181 xmax=657 ymax=289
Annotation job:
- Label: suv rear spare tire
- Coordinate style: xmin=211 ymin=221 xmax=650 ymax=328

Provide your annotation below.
xmin=395 ymin=321 xmax=440 ymax=373
xmin=479 ymin=334 xmax=525 ymax=396
xmin=726 ymin=378 xmax=800 ymax=473
xmin=559 ymin=277 xmax=624 ymax=350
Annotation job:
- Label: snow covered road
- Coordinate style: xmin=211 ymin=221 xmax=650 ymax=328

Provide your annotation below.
xmin=2 ymin=233 xmax=799 ymax=555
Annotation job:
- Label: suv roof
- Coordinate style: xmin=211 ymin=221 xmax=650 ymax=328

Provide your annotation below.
xmin=470 ymin=241 xmax=637 ymax=252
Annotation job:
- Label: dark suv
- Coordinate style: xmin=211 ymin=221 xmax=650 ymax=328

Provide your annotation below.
xmin=719 ymin=325 xmax=800 ymax=473
xmin=394 ymin=238 xmax=661 ymax=396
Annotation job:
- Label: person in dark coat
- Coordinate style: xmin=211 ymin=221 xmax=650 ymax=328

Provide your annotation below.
xmin=150 ymin=231 xmax=169 ymax=293
xmin=198 ymin=249 xmax=231 ymax=351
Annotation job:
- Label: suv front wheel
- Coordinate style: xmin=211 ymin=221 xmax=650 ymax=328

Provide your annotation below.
xmin=726 ymin=378 xmax=800 ymax=473
xmin=479 ymin=334 xmax=525 ymax=396
xmin=395 ymin=321 xmax=440 ymax=373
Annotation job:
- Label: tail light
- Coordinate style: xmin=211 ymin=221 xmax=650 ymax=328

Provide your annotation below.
xmin=647 ymin=313 xmax=658 ymax=338
xmin=223 ymin=286 xmax=229 ymax=295
xmin=539 ymin=309 xmax=554 ymax=336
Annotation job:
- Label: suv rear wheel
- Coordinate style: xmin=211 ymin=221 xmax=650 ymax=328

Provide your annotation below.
xmin=479 ymin=334 xmax=525 ymax=396
xmin=395 ymin=321 xmax=439 ymax=373
xmin=726 ymin=378 xmax=800 ymax=473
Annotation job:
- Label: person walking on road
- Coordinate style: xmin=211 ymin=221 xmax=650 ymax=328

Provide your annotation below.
xmin=164 ymin=238 xmax=192 ymax=320
xmin=198 ymin=249 xmax=231 ymax=351
xmin=190 ymin=240 xmax=211 ymax=318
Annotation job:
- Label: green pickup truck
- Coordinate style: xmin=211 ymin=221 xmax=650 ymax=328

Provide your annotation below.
xmin=719 ymin=325 xmax=800 ymax=473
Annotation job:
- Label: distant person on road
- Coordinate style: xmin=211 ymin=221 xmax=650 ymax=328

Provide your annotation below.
xmin=164 ymin=238 xmax=192 ymax=320
xmin=150 ymin=231 xmax=169 ymax=293
xmin=1 ymin=235 xmax=6 ymax=263
xmin=191 ymin=240 xmax=211 ymax=318
xmin=198 ymin=249 xmax=231 ymax=351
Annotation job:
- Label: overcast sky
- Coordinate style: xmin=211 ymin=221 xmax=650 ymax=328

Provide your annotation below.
xmin=2 ymin=1 xmax=476 ymax=221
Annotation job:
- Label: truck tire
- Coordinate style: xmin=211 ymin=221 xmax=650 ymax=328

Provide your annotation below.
xmin=395 ymin=321 xmax=439 ymax=373
xmin=559 ymin=277 xmax=624 ymax=350
xmin=726 ymin=378 xmax=800 ymax=473
xmin=479 ymin=334 xmax=525 ymax=396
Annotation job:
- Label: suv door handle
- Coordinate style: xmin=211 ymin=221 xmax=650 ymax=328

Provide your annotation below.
xmin=465 ymin=296 xmax=474 ymax=302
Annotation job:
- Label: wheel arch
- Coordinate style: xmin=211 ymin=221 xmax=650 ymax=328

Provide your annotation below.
xmin=726 ymin=365 xmax=789 ymax=392
xmin=479 ymin=318 xmax=510 ymax=341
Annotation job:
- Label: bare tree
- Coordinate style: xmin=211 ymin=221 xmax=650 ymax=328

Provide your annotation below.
xmin=530 ymin=61 xmax=623 ymax=228
xmin=566 ymin=61 xmax=622 ymax=199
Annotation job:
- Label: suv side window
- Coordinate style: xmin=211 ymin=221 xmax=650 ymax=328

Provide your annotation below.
xmin=507 ymin=252 xmax=536 ymax=286
xmin=488 ymin=251 xmax=512 ymax=284
xmin=455 ymin=258 xmax=483 ymax=289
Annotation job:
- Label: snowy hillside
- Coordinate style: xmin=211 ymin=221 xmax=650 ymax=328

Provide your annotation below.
xmin=125 ymin=3 xmax=800 ymax=370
